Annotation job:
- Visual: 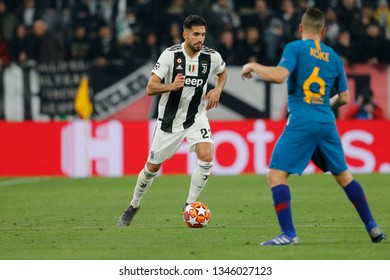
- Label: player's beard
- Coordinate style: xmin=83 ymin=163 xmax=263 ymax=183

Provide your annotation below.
xmin=190 ymin=42 xmax=202 ymax=53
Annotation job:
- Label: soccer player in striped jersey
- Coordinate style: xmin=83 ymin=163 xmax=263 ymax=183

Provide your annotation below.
xmin=118 ymin=15 xmax=227 ymax=226
xmin=241 ymin=8 xmax=386 ymax=245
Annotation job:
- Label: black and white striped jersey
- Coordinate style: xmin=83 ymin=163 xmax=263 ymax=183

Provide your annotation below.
xmin=152 ymin=42 xmax=226 ymax=133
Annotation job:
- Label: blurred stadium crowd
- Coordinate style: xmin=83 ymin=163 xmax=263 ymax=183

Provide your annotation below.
xmin=0 ymin=0 xmax=390 ymax=68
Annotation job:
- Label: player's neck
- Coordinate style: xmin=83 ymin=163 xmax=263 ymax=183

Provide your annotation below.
xmin=301 ymin=32 xmax=322 ymax=41
xmin=183 ymin=43 xmax=200 ymax=59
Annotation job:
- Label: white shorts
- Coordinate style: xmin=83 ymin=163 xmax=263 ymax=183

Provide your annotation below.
xmin=147 ymin=118 xmax=214 ymax=164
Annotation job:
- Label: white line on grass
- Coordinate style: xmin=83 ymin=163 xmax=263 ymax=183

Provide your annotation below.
xmin=0 ymin=177 xmax=50 ymax=187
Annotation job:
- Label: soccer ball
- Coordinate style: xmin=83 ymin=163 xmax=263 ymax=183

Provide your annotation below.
xmin=182 ymin=202 xmax=211 ymax=228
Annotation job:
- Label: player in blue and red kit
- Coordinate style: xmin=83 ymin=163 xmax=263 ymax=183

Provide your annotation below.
xmin=241 ymin=8 xmax=386 ymax=245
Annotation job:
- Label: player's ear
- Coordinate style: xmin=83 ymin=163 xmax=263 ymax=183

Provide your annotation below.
xmin=299 ymin=23 xmax=303 ymax=34
xmin=321 ymin=27 xmax=326 ymax=37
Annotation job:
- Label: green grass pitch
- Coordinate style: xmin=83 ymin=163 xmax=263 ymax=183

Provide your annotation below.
xmin=0 ymin=174 xmax=389 ymax=260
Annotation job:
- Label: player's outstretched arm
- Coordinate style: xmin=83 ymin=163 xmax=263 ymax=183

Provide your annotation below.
xmin=241 ymin=62 xmax=289 ymax=84
xmin=146 ymin=73 xmax=185 ymax=96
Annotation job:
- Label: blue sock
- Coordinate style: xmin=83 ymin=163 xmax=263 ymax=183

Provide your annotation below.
xmin=343 ymin=179 xmax=377 ymax=232
xmin=271 ymin=184 xmax=296 ymax=238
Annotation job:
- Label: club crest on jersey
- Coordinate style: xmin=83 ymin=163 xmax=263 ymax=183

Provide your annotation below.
xmin=201 ymin=62 xmax=208 ymax=74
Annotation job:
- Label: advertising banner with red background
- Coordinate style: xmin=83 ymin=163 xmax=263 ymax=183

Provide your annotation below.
xmin=1 ymin=120 xmax=389 ymax=177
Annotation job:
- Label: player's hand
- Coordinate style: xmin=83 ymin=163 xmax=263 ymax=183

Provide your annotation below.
xmin=241 ymin=64 xmax=253 ymax=80
xmin=171 ymin=73 xmax=185 ymax=91
xmin=205 ymin=88 xmax=221 ymax=110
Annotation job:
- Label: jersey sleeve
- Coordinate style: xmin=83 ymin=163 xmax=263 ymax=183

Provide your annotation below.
xmin=151 ymin=49 xmax=171 ymax=80
xmin=277 ymin=42 xmax=297 ymax=73
xmin=211 ymin=51 xmax=226 ymax=75
xmin=333 ymin=55 xmax=348 ymax=93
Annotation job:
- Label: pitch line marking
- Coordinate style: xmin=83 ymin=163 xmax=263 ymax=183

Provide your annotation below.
xmin=0 ymin=177 xmax=50 ymax=187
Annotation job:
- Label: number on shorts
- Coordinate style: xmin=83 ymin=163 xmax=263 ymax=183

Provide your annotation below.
xmin=200 ymin=128 xmax=211 ymax=139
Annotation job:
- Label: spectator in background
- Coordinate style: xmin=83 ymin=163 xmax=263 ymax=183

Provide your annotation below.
xmin=93 ymin=0 xmax=118 ymax=27
xmin=160 ymin=21 xmax=182 ymax=50
xmin=160 ymin=0 xmax=186 ymax=36
xmin=295 ymin=0 xmax=310 ymax=19
xmin=0 ymin=33 xmax=10 ymax=68
xmin=234 ymin=0 xmax=258 ymax=15
xmin=183 ymin=0 xmax=222 ymax=48
xmin=218 ymin=29 xmax=240 ymax=65
xmin=31 ymin=19 xmax=65 ymax=62
xmin=373 ymin=0 xmax=390 ymax=40
xmin=241 ymin=26 xmax=267 ymax=64
xmin=10 ymin=24 xmax=34 ymax=64
xmin=137 ymin=30 xmax=160 ymax=62
xmin=233 ymin=27 xmax=248 ymax=65
xmin=123 ymin=7 xmax=142 ymax=38
xmin=265 ymin=0 xmax=283 ymax=12
xmin=16 ymin=0 xmax=41 ymax=33
xmin=71 ymin=0 xmax=94 ymax=35
xmin=350 ymin=3 xmax=378 ymax=42
xmin=311 ymin=0 xmax=334 ymax=12
xmin=117 ymin=28 xmax=140 ymax=63
xmin=1 ymin=0 xmax=19 ymax=12
xmin=263 ymin=17 xmax=286 ymax=65
xmin=357 ymin=21 xmax=389 ymax=66
xmin=211 ymin=0 xmax=241 ymax=31
xmin=127 ymin=0 xmax=165 ymax=36
xmin=333 ymin=29 xmax=358 ymax=67
xmin=335 ymin=0 xmax=360 ymax=30
xmin=323 ymin=7 xmax=340 ymax=46
xmin=88 ymin=23 xmax=121 ymax=67
xmin=184 ymin=0 xmax=211 ymax=19
xmin=345 ymin=89 xmax=385 ymax=120
xmin=68 ymin=24 xmax=91 ymax=60
xmin=41 ymin=0 xmax=71 ymax=43
xmin=241 ymin=0 xmax=274 ymax=33
xmin=0 ymin=0 xmax=19 ymax=42
xmin=277 ymin=0 xmax=300 ymax=42
xmin=1 ymin=0 xmax=389 ymax=75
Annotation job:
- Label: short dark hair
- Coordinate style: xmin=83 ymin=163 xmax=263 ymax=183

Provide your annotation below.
xmin=301 ymin=8 xmax=325 ymax=33
xmin=183 ymin=15 xmax=206 ymax=30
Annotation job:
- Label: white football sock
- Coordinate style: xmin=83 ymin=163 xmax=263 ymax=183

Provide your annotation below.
xmin=186 ymin=160 xmax=213 ymax=204
xmin=130 ymin=165 xmax=157 ymax=208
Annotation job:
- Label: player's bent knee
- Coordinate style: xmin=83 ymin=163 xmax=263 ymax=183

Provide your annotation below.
xmin=333 ymin=170 xmax=353 ymax=187
xmin=267 ymin=169 xmax=288 ymax=187
xmin=146 ymin=162 xmax=161 ymax=173
xmin=197 ymin=153 xmax=213 ymax=163
xmin=266 ymin=173 xmax=276 ymax=187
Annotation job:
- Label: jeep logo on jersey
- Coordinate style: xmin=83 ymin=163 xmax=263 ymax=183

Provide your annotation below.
xmin=184 ymin=77 xmax=204 ymax=87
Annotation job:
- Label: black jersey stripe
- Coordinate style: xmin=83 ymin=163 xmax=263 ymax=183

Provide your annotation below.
xmin=167 ymin=44 xmax=181 ymax=51
xmin=183 ymin=53 xmax=211 ymax=129
xmin=160 ymin=52 xmax=186 ymax=132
